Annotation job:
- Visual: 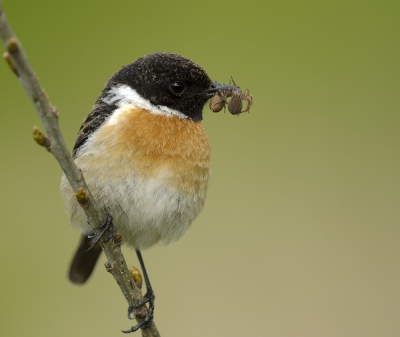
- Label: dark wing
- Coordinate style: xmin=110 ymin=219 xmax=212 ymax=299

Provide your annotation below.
xmin=72 ymin=101 xmax=117 ymax=158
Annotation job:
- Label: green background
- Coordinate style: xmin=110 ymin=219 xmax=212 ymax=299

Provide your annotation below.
xmin=1 ymin=0 xmax=399 ymax=336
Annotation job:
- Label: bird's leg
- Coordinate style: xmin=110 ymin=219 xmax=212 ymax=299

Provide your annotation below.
xmin=123 ymin=250 xmax=155 ymax=333
xmin=85 ymin=213 xmax=114 ymax=251
xmin=134 ymin=249 xmax=155 ymax=308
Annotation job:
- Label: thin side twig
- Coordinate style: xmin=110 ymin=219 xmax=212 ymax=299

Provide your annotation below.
xmin=0 ymin=2 xmax=160 ymax=336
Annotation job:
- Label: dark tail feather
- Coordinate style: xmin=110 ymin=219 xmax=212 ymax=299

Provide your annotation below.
xmin=69 ymin=235 xmax=102 ymax=284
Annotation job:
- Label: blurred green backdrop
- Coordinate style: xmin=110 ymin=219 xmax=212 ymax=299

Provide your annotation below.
xmin=1 ymin=0 xmax=399 ymax=336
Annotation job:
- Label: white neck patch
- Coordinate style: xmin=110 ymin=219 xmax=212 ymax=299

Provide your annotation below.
xmin=102 ymin=84 xmax=188 ymax=119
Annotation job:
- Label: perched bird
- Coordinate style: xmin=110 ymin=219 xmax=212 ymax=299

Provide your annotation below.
xmin=60 ymin=52 xmax=233 ymax=331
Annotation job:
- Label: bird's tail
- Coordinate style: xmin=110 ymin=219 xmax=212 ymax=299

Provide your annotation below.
xmin=69 ymin=235 xmax=102 ymax=284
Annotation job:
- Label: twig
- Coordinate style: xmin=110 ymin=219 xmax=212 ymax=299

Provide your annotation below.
xmin=0 ymin=2 xmax=160 ymax=336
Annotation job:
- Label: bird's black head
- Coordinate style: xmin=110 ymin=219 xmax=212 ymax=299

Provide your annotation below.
xmin=103 ymin=52 xmax=215 ymax=121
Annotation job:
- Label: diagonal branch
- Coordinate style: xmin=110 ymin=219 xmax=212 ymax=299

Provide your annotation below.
xmin=0 ymin=2 xmax=160 ymax=336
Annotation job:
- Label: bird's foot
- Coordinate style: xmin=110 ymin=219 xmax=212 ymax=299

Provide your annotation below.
xmin=85 ymin=213 xmax=114 ymax=251
xmin=123 ymin=291 xmax=155 ymax=333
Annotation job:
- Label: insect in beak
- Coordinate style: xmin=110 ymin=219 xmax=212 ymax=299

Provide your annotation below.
xmin=206 ymin=80 xmax=253 ymax=115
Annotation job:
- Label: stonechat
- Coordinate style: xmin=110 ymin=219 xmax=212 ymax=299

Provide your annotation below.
xmin=60 ymin=52 xmax=246 ymax=331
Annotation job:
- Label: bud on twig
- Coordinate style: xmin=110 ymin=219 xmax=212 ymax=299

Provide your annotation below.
xmin=105 ymin=261 xmax=115 ymax=272
xmin=3 ymin=51 xmax=18 ymax=76
xmin=32 ymin=126 xmax=51 ymax=150
xmin=129 ymin=266 xmax=143 ymax=290
xmin=6 ymin=37 xmax=19 ymax=54
xmin=76 ymin=187 xmax=90 ymax=208
xmin=113 ymin=233 xmax=122 ymax=245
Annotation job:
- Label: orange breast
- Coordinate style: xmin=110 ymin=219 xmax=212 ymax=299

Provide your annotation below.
xmin=95 ymin=105 xmax=211 ymax=195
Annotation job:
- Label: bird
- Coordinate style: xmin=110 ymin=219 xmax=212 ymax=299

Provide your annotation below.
xmin=60 ymin=52 xmax=231 ymax=332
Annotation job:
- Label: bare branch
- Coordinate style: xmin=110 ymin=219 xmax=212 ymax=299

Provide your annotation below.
xmin=0 ymin=2 xmax=160 ymax=336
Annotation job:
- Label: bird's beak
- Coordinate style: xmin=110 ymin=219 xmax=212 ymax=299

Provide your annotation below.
xmin=204 ymin=81 xmax=238 ymax=98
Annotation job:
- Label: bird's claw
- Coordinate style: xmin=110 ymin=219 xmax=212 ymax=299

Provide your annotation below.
xmin=123 ymin=291 xmax=155 ymax=333
xmin=85 ymin=213 xmax=114 ymax=251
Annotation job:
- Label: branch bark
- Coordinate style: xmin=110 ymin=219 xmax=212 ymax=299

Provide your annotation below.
xmin=0 ymin=2 xmax=160 ymax=336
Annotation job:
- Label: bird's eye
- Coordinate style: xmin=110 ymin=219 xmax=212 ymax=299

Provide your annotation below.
xmin=169 ymin=82 xmax=186 ymax=95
